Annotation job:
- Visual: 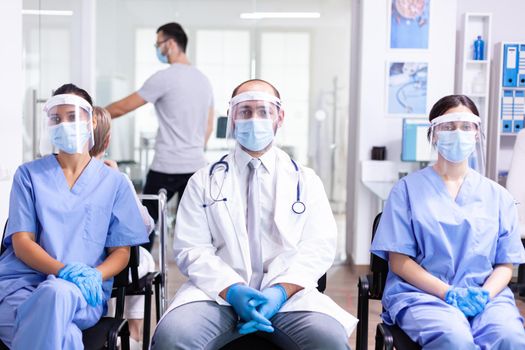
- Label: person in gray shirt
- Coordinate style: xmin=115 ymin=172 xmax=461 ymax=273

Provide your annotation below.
xmin=106 ymin=22 xmax=214 ymax=251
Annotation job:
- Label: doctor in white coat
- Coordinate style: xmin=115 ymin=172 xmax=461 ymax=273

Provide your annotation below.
xmin=151 ymin=79 xmax=357 ymax=350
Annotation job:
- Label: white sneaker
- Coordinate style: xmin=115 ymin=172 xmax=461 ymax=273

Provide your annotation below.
xmin=129 ymin=337 xmax=143 ymax=350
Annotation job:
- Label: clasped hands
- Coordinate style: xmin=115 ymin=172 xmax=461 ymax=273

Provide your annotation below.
xmin=58 ymin=262 xmax=104 ymax=307
xmin=445 ymin=286 xmax=490 ymax=317
xmin=226 ymin=284 xmax=288 ymax=335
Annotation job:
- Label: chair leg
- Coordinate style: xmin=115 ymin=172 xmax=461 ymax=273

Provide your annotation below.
xmin=357 ymin=276 xmax=370 ymax=350
xmin=143 ymin=284 xmax=153 ymax=350
xmin=120 ymin=322 xmax=131 ymax=350
xmin=154 ymin=274 xmax=162 ymax=323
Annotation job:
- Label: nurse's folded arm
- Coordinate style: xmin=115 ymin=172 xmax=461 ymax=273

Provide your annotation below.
xmin=389 ymin=252 xmax=451 ymax=300
xmin=11 ymin=231 xmax=65 ymax=276
xmin=482 ymin=263 xmax=513 ymax=299
xmin=96 ymin=246 xmax=131 ymax=280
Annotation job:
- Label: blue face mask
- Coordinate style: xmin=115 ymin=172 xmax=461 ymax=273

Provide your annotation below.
xmin=436 ymin=130 xmax=477 ymax=163
xmin=49 ymin=121 xmax=91 ymax=154
xmin=234 ymin=119 xmax=275 ymax=151
xmin=156 ymin=46 xmax=168 ymax=64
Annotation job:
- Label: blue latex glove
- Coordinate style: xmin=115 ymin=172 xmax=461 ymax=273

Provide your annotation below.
xmin=58 ymin=263 xmax=104 ymax=307
xmin=226 ymin=284 xmax=271 ymax=326
xmin=239 ymin=285 xmax=288 ymax=335
xmin=445 ymin=286 xmax=489 ymax=317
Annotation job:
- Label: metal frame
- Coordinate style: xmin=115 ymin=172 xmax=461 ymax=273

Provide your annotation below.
xmin=139 ymin=188 xmax=169 ymax=316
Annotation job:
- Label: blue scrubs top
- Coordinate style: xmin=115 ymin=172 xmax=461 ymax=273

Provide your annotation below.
xmin=371 ymin=166 xmax=525 ymax=324
xmin=0 ymin=155 xmax=149 ymax=303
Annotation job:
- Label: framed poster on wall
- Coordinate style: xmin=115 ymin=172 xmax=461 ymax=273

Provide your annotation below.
xmin=389 ymin=0 xmax=430 ymax=49
xmin=386 ymin=61 xmax=428 ymax=116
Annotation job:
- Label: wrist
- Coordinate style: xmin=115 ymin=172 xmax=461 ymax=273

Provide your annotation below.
xmin=274 ymin=284 xmax=288 ymax=302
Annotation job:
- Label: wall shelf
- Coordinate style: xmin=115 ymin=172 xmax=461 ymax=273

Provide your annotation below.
xmin=487 ymin=42 xmax=525 ymax=182
xmin=456 ymin=12 xmax=492 ymax=160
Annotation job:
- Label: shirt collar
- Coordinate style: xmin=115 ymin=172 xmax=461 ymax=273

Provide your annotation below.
xmin=234 ymin=143 xmax=276 ymax=175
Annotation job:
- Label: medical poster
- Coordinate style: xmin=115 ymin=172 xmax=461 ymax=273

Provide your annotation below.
xmin=387 ymin=62 xmax=428 ymax=116
xmin=389 ymin=0 xmax=430 ymax=49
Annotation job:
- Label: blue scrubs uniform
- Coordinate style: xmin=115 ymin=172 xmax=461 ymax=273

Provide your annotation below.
xmin=0 ymin=155 xmax=148 ymax=349
xmin=371 ymin=166 xmax=525 ymax=350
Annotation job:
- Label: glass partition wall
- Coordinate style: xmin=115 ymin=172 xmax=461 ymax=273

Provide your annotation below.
xmin=94 ymin=0 xmax=350 ymax=262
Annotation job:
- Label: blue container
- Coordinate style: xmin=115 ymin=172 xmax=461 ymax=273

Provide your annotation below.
xmin=474 ymin=36 xmax=485 ymax=60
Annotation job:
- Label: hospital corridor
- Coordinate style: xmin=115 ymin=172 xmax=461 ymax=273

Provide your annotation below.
xmin=2 ymin=0 xmax=525 ymax=349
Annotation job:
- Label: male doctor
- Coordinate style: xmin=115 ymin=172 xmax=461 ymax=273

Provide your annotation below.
xmin=151 ymin=79 xmax=357 ymax=350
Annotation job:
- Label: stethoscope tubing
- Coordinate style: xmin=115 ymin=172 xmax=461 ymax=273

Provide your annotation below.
xmin=206 ymin=155 xmax=305 ymax=214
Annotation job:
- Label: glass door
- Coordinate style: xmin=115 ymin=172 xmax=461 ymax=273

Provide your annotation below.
xmin=22 ymin=0 xmax=79 ymax=161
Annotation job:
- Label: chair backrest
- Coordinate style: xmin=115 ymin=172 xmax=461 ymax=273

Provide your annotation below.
xmin=370 ymin=212 xmax=388 ymax=299
xmin=1 ymin=220 xmax=7 ymax=256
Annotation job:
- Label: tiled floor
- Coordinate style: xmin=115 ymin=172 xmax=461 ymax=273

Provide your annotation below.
xmin=156 ymin=261 xmax=525 ymax=349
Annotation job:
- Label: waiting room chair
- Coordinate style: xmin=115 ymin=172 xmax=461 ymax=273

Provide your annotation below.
xmin=124 ymin=245 xmax=162 ymax=350
xmin=0 ymin=220 xmax=130 ymax=350
xmin=219 ymin=274 xmax=327 ymax=350
xmin=356 ymin=213 xmax=421 ymax=350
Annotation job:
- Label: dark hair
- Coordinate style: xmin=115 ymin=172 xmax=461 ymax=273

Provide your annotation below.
xmin=427 ymin=94 xmax=479 ymax=141
xmin=53 ymin=83 xmax=93 ymax=106
xmin=157 ymin=22 xmax=188 ymax=52
xmin=231 ymin=79 xmax=281 ymax=98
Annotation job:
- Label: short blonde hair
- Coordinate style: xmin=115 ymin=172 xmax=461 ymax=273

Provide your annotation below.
xmin=89 ymin=106 xmax=111 ymax=157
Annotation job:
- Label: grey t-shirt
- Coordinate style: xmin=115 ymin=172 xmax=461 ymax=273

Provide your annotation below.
xmin=138 ymin=63 xmax=213 ymax=174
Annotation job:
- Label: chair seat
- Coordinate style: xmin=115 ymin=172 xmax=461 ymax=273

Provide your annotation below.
xmin=219 ymin=334 xmax=283 ymax=350
xmin=83 ymin=317 xmax=128 ymax=350
xmin=388 ymin=325 xmax=421 ymax=350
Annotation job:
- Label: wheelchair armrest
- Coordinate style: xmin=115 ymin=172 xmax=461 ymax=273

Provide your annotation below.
xmin=376 ymin=323 xmax=394 ymax=350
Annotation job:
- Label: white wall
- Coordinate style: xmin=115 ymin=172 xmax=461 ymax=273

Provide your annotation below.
xmin=347 ymin=0 xmax=457 ymax=264
xmin=0 ymin=1 xmax=23 ymax=225
xmin=456 ymin=0 xmax=525 ymax=46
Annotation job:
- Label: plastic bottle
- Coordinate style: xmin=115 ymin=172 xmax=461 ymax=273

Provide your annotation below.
xmin=474 ymin=35 xmax=485 ymax=60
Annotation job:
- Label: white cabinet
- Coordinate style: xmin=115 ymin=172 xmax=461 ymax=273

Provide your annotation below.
xmin=456 ymin=13 xmax=492 ymax=137
xmin=487 ymin=42 xmax=525 ymax=183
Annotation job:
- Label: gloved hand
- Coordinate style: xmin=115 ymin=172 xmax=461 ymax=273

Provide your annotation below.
xmin=239 ymin=284 xmax=288 ymax=335
xmin=226 ymin=284 xmax=271 ymax=326
xmin=58 ymin=263 xmax=104 ymax=307
xmin=445 ymin=286 xmax=489 ymax=317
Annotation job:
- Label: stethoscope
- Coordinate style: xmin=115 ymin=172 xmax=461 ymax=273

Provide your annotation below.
xmin=203 ymin=154 xmax=306 ymax=214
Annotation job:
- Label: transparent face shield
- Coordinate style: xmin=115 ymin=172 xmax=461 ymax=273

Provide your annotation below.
xmin=226 ymin=91 xmax=282 ymax=152
xmin=428 ymin=112 xmax=485 ymax=174
xmin=40 ymin=94 xmax=94 ymax=156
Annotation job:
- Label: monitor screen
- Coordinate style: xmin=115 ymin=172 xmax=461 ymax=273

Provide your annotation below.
xmin=401 ymin=118 xmax=435 ymax=162
xmin=216 ymin=116 xmax=228 ymax=139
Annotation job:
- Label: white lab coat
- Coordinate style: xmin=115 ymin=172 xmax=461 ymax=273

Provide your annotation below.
xmin=165 ymin=147 xmax=358 ymax=336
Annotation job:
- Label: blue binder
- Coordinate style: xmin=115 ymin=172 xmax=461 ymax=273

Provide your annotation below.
xmin=503 ymin=44 xmax=519 ymax=87
xmin=501 ymin=90 xmax=514 ymax=133
xmin=519 ymin=45 xmax=525 ymax=87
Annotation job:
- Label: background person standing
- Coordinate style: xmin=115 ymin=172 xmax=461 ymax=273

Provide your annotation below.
xmin=106 ymin=22 xmax=214 ymax=251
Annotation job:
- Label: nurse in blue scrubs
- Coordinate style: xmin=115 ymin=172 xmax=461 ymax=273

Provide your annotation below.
xmin=371 ymin=95 xmax=525 ymax=349
xmin=0 ymin=84 xmax=148 ymax=349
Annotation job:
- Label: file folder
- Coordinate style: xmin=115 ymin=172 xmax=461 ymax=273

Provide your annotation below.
xmin=501 ymin=90 xmax=514 ymax=133
xmin=519 ymin=45 xmax=525 ymax=87
xmin=503 ymin=44 xmax=519 ymax=87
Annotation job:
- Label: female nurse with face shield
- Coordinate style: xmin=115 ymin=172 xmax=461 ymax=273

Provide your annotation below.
xmin=371 ymin=95 xmax=525 ymax=349
xmin=0 ymin=84 xmax=148 ymax=349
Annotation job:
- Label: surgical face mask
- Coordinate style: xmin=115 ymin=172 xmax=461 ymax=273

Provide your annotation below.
xmin=156 ymin=46 xmax=168 ymax=64
xmin=436 ymin=130 xmax=477 ymax=163
xmin=234 ymin=119 xmax=275 ymax=151
xmin=49 ymin=121 xmax=91 ymax=154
